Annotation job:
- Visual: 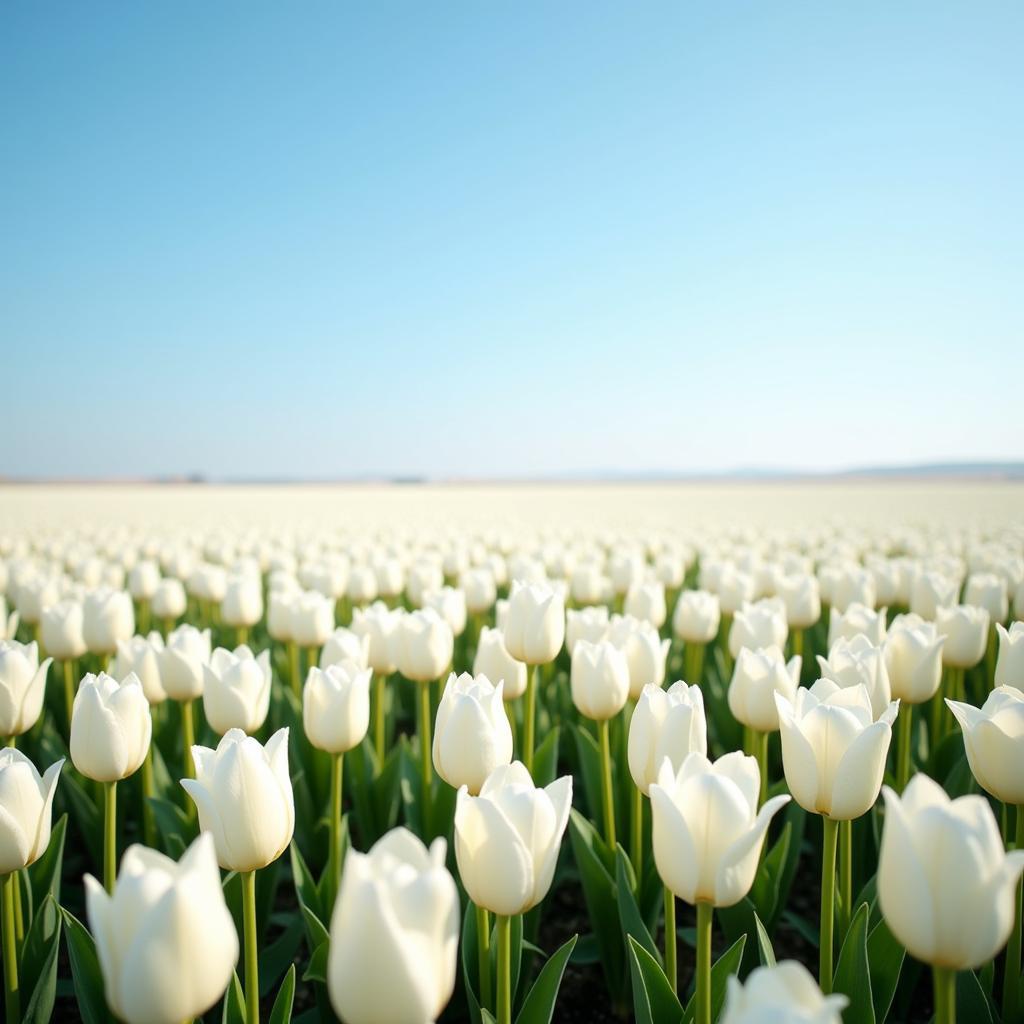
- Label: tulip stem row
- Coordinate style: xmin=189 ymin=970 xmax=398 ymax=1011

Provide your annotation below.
xmin=476 ymin=903 xmax=492 ymax=1011
xmin=664 ymin=886 xmax=677 ymax=995
xmin=242 ymin=869 xmax=259 ymax=1024
xmin=182 ymin=699 xmax=195 ymax=780
xmin=419 ymin=681 xmax=433 ymax=835
xmin=933 ymin=966 xmax=956 ymax=1024
xmin=373 ymin=673 xmax=388 ymax=763
xmin=695 ymin=901 xmax=712 ymax=1024
xmin=839 ymin=820 xmax=852 ymax=936
xmin=631 ymin=785 xmax=643 ymax=879
xmin=104 ymin=781 xmax=117 ymax=893
xmin=63 ymin=658 xmax=75 ymax=728
xmin=496 ymin=913 xmax=512 ymax=1024
xmin=598 ymin=718 xmax=616 ymax=850
xmin=1 ymin=872 xmax=18 ymax=1023
xmin=328 ymin=751 xmax=344 ymax=908
xmin=523 ymin=666 xmax=537 ymax=776
xmin=896 ymin=705 xmax=913 ymax=792
xmin=820 ymin=817 xmax=838 ymax=992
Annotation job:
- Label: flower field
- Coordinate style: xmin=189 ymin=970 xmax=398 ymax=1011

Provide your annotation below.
xmin=1 ymin=480 xmax=1023 ymax=1024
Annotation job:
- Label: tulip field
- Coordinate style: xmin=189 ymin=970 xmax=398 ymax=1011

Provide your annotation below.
xmin=2 ymin=480 xmax=1024 ymax=1024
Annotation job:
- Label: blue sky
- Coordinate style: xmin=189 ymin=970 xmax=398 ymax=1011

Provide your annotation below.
xmin=2 ymin=2 xmax=1022 ymax=479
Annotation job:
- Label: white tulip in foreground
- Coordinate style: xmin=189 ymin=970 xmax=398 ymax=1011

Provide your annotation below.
xmin=432 ymin=671 xmax=512 ymax=795
xmin=503 ymin=580 xmax=565 ymax=665
xmin=996 ymin=622 xmax=1024 ymax=689
xmin=0 ymin=748 xmax=64 ymax=874
xmin=304 ymin=662 xmax=372 ymax=754
xmin=628 ymin=682 xmax=707 ymax=796
xmin=85 ymin=833 xmax=238 ymax=1024
xmin=202 ymin=645 xmax=272 ymax=735
xmin=328 ymin=828 xmax=459 ymax=1024
xmin=0 ymin=639 xmax=51 ymax=739
xmin=570 ymin=639 xmax=630 ymax=721
xmin=947 ymin=685 xmax=1024 ymax=805
xmin=455 ymin=761 xmax=572 ymax=916
xmin=181 ymin=727 xmax=295 ymax=872
xmin=721 ymin=961 xmax=847 ymax=1024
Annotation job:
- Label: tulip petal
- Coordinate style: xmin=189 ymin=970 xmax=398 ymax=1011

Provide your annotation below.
xmin=650 ymin=783 xmax=698 ymax=903
xmin=714 ymin=794 xmax=790 ymax=907
xmin=829 ymin=720 xmax=893 ymax=820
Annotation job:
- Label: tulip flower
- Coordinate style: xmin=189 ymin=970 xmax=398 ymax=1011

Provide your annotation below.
xmin=672 ymin=589 xmax=720 ymax=682
xmin=424 ymin=585 xmax=468 ymax=637
xmin=83 ymin=587 xmax=135 ymax=658
xmin=150 ymin=577 xmax=186 ymax=631
xmin=474 ymin=626 xmax=528 ymax=701
xmin=728 ymin=599 xmax=788 ymax=659
xmin=884 ymin=614 xmax=946 ymax=788
xmin=182 ymin=727 xmax=294 ymax=1024
xmin=304 ymin=662 xmax=371 ymax=902
xmin=0 ymin=749 xmax=63 ymax=1021
xmin=777 ymin=574 xmax=822 ymax=657
xmin=965 ymin=571 xmax=1009 ymax=624
xmin=220 ymin=574 xmax=263 ymax=644
xmin=71 ymin=671 xmax=152 ymax=889
xmin=776 ymin=681 xmax=898 ymax=988
xmin=291 ymin=588 xmax=335 ymax=671
xmin=650 ymin=752 xmax=789 ymax=1024
xmin=628 ymin=681 xmax=707 ymax=988
xmin=462 ymin=566 xmax=497 ymax=615
xmin=607 ymin=614 xmax=671 ymax=699
xmin=159 ymin=624 xmax=211 ymax=778
xmin=352 ymin=602 xmax=403 ymax=761
xmin=346 ymin=563 xmax=379 ymax=606
xmin=996 ymin=621 xmax=1024 ymax=689
xmin=328 ymin=828 xmax=458 ymax=1024
xmin=816 ymin=633 xmax=892 ymax=719
xmin=879 ymin=775 xmax=1024 ymax=1024
xmin=570 ymin=561 xmax=611 ymax=606
xmin=40 ymin=598 xmax=86 ymax=721
xmin=85 ymin=833 xmax=238 ymax=1024
xmin=911 ymin=570 xmax=959 ymax=621
xmin=624 ymin=580 xmax=667 ymax=628
xmin=831 ymin=567 xmax=877 ymax=613
xmin=565 ymin=605 xmax=609 ymax=654
xmin=112 ymin=632 xmax=167 ymax=705
xmin=202 ymin=645 xmax=272 ymax=735
xmin=827 ymin=601 xmax=887 ymax=650
xmin=721 ymin=961 xmax=847 ymax=1024
xmin=0 ymin=639 xmax=51 ymax=743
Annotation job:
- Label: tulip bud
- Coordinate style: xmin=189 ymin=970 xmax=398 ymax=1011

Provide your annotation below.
xmin=570 ymin=640 xmax=630 ymax=721
xmin=883 ymin=614 xmax=945 ymax=704
xmin=728 ymin=646 xmax=801 ymax=732
xmin=816 ymin=633 xmax=892 ymax=719
xmin=424 ymin=586 xmax=468 ymax=637
xmin=158 ymin=625 xmax=212 ymax=701
xmin=0 ymin=639 xmax=51 ymax=737
xmin=83 ymin=588 xmax=135 ymax=655
xmin=220 ymin=574 xmax=263 ymax=629
xmin=628 ymin=682 xmax=707 ymax=796
xmin=455 ymin=762 xmax=572 ymax=915
xmin=128 ymin=560 xmax=160 ymax=601
xmin=879 ymin=775 xmax=1024 ymax=969
xmin=501 ymin=581 xmax=565 ymax=667
xmin=432 ymin=672 xmax=513 ymax=793
xmin=776 ymin=680 xmax=898 ymax=819
xmin=290 ymin=590 xmax=335 ymax=648
xmin=266 ymin=589 xmax=295 ymax=642
xmin=650 ymin=751 xmax=789 ymax=907
xmin=716 ymin=567 xmax=755 ymax=616
xmin=304 ymin=663 xmax=372 ymax=754
xmin=85 ymin=833 xmax=238 ymax=1024
xmin=965 ymin=571 xmax=1009 ymax=624
xmin=996 ymin=622 xmax=1024 ymax=689
xmin=374 ymin=557 xmax=405 ymax=598
xmin=570 ymin=562 xmax=611 ymax=606
xmin=181 ymin=728 xmax=294 ymax=872
xmin=827 ymin=602 xmax=887 ymax=651
xmin=202 ymin=646 xmax=272 ymax=735
xmin=407 ymin=560 xmax=443 ymax=607
xmin=0 ymin=602 xmax=18 ymax=643
xmin=672 ymin=590 xmax=721 ymax=644
xmin=721 ymin=961 xmax=847 ymax=1024
xmin=71 ymin=672 xmax=151 ymax=782
xmin=947 ymin=685 xmax=1024 ymax=804
xmin=346 ymin=564 xmax=379 ymax=606
xmin=728 ymin=599 xmax=788 ymax=659
xmin=328 ymin=829 xmax=458 ymax=1024
xmin=351 ymin=602 xmax=402 ymax=674
xmin=461 ymin=568 xmax=497 ymax=615
xmin=473 ymin=626 xmax=527 ymax=700
xmin=565 ymin=606 xmax=610 ymax=655
xmin=395 ymin=608 xmax=454 ymax=682
xmin=776 ymin=574 xmax=821 ymax=630
xmin=910 ymin=571 xmax=959 ymax=621
xmin=936 ymin=603 xmax=990 ymax=669
xmin=831 ymin=567 xmax=876 ymax=613
xmin=0 ymin=749 xmax=63 ymax=874
xmin=625 ymin=581 xmax=667 ymax=629
xmin=607 ymin=615 xmax=670 ymax=698
xmin=112 ymin=632 xmax=167 ymax=704
xmin=40 ymin=598 xmax=88 ymax=660
xmin=150 ymin=578 xmax=187 ymax=621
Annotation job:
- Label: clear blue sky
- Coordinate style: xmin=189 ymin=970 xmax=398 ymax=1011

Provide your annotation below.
xmin=2 ymin=2 xmax=1022 ymax=479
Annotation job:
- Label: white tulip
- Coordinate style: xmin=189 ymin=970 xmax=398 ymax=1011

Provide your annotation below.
xmin=947 ymin=685 xmax=1024 ymax=804
xmin=290 ymin=589 xmax=335 ymax=647
xmin=570 ymin=640 xmax=630 ymax=721
xmin=83 ymin=588 xmax=135 ymax=655
xmin=304 ymin=663 xmax=372 ymax=754
xmin=672 ymin=589 xmax=721 ymax=644
xmin=816 ymin=633 xmax=892 ymax=719
xmin=40 ymin=598 xmax=87 ymax=660
xmin=727 ymin=646 xmax=801 ymax=732
xmin=628 ymin=682 xmax=707 ymax=796
xmin=607 ymin=615 xmax=670 ymax=698
xmin=395 ymin=608 xmax=453 ymax=682
xmin=71 ymin=672 xmax=151 ymax=782
xmin=995 ymin=622 xmax=1024 ymax=689
xmin=0 ymin=639 xmax=51 ymax=737
xmin=777 ymin=574 xmax=821 ymax=630
xmin=158 ymin=625 xmax=212 ymax=701
xmin=112 ymin=633 xmax=167 ymax=705
xmin=721 ymin=961 xmax=847 ymax=1024
xmin=504 ymin=582 xmax=565 ymax=665
xmin=883 ymin=614 xmax=945 ymax=703
xmin=351 ymin=602 xmax=402 ymax=674
xmin=936 ymin=604 xmax=990 ymax=669
xmin=565 ymin=605 xmax=610 ymax=655
xmin=728 ymin=599 xmax=788 ymax=659
xmin=0 ymin=749 xmax=63 ymax=874
xmin=625 ymin=581 xmax=667 ymax=629
xmin=473 ymin=626 xmax=527 ymax=701
xmin=827 ymin=602 xmax=887 ymax=651
xmin=202 ymin=646 xmax=272 ymax=735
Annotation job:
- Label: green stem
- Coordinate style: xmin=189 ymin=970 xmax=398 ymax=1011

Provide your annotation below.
xmin=753 ymin=729 xmax=768 ymax=806
xmin=598 ymin=718 xmax=616 ymax=850
xmin=664 ymin=886 xmax=677 ymax=995
xmin=141 ymin=742 xmax=156 ymax=846
xmin=839 ymin=818 xmax=852 ymax=936
xmin=419 ymin=680 xmax=433 ymax=837
xmin=12 ymin=875 xmax=22 ymax=945
xmin=328 ymin=752 xmax=344 ymax=908
xmin=104 ymin=781 xmax=118 ymax=893
xmin=821 ymin=816 xmax=838 ymax=992
xmin=374 ymin=672 xmax=387 ymax=765
xmin=182 ymin=699 xmax=195 ymax=779
xmin=63 ymin=659 xmax=76 ymax=731
xmin=523 ymin=664 xmax=537 ymax=776
xmin=1003 ymin=805 xmax=1023 ymax=1023
xmin=2 ymin=873 xmax=19 ymax=1023
xmin=933 ymin=965 xmax=957 ymax=1024
xmin=896 ymin=703 xmax=913 ymax=792
xmin=237 ymin=626 xmax=248 ymax=648
xmin=242 ymin=870 xmax=259 ymax=1024
xmin=3 ymin=737 xmax=13 ymax=749
xmin=288 ymin=642 xmax=300 ymax=698
xmin=631 ymin=784 xmax=643 ymax=879
xmin=476 ymin=903 xmax=492 ymax=1012
xmin=496 ymin=914 xmax=512 ymax=1024
xmin=791 ymin=627 xmax=804 ymax=662
xmin=696 ymin=901 xmax=713 ymax=1024
xmin=307 ymin=646 xmax=318 ymax=678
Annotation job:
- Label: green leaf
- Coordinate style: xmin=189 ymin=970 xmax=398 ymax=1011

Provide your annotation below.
xmin=572 ymin=724 xmax=605 ymax=832
xmin=60 ymin=907 xmax=109 ymax=1024
xmin=515 ymin=934 xmax=578 ymax=1024
xmin=866 ymin=915 xmax=904 ymax=1022
xmin=627 ymin=935 xmax=684 ymax=1024
xmin=290 ymin=840 xmax=326 ymax=927
xmin=222 ymin=971 xmax=247 ymax=1024
xmin=269 ymin=964 xmax=296 ymax=1024
xmin=533 ymin=726 xmax=561 ymax=788
xmin=754 ymin=913 xmax=776 ymax=968
xmin=60 ymin=772 xmax=103 ymax=866
xmin=749 ymin=821 xmax=791 ymax=923
xmin=681 ymin=934 xmax=746 ymax=1024
xmin=148 ymin=795 xmax=197 ymax=854
xmin=460 ymin=901 xmax=485 ymax=1024
xmin=21 ymin=896 xmax=62 ymax=1024
xmin=259 ymin=913 xmax=305 ymax=996
xmin=29 ymin=813 xmax=67 ymax=910
xmin=304 ymin=941 xmax=329 ymax=983
xmin=956 ymin=968 xmax=994 ymax=1024
xmin=832 ymin=902 xmax=875 ymax=1024
xmin=615 ymin=845 xmax=660 ymax=966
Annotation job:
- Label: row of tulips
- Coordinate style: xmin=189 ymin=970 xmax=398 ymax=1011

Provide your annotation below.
xmin=1 ymin=517 xmax=1023 ymax=1024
